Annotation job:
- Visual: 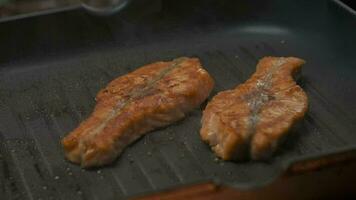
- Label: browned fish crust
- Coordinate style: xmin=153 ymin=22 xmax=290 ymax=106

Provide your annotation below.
xmin=62 ymin=57 xmax=214 ymax=168
xmin=200 ymin=57 xmax=308 ymax=161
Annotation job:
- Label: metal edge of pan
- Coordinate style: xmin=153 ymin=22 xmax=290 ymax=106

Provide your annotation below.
xmin=331 ymin=0 xmax=356 ymax=16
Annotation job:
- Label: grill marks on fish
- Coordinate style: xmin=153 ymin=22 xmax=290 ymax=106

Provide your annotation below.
xmin=200 ymin=57 xmax=308 ymax=161
xmin=79 ymin=58 xmax=187 ymax=152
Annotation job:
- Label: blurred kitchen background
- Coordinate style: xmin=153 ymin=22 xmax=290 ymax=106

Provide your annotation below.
xmin=0 ymin=0 xmax=78 ymax=17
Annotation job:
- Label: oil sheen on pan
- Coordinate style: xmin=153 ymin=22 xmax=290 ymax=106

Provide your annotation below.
xmin=200 ymin=57 xmax=308 ymax=161
xmin=62 ymin=57 xmax=215 ymax=168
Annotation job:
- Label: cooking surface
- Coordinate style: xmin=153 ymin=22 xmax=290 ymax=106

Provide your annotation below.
xmin=0 ymin=0 xmax=356 ymax=199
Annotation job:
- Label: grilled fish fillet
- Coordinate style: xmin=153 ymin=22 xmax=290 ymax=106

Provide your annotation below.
xmin=62 ymin=57 xmax=214 ymax=168
xmin=200 ymin=57 xmax=308 ymax=161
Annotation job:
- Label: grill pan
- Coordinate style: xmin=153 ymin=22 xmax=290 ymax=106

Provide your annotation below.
xmin=1 ymin=0 xmax=356 ymax=199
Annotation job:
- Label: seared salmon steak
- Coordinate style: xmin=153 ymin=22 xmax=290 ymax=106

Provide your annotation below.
xmin=62 ymin=57 xmax=214 ymax=168
xmin=200 ymin=57 xmax=308 ymax=161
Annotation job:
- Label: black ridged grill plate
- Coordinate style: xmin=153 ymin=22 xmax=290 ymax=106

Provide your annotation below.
xmin=0 ymin=0 xmax=355 ymax=199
